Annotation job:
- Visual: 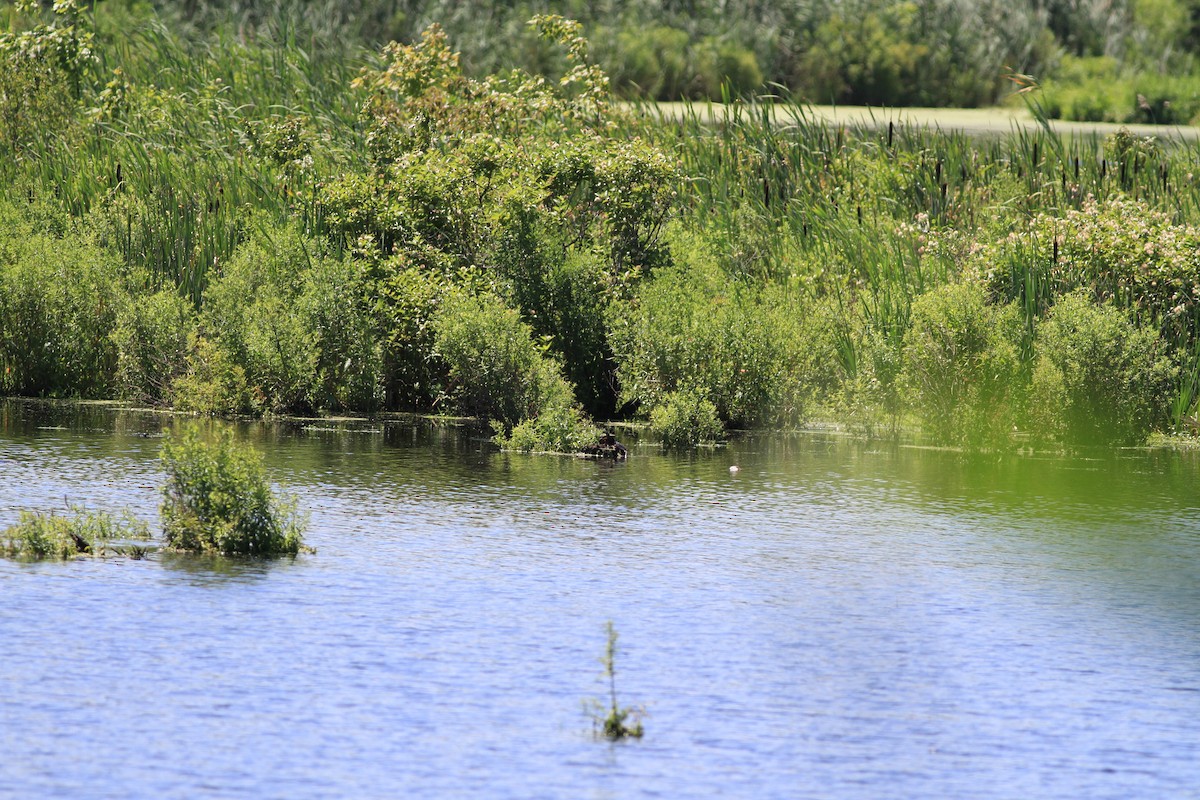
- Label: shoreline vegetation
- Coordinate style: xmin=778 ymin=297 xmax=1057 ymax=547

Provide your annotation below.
xmin=4 ymin=2 xmax=1200 ymax=453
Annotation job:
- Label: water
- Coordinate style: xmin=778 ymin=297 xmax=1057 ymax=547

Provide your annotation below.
xmin=2 ymin=400 xmax=1199 ymax=799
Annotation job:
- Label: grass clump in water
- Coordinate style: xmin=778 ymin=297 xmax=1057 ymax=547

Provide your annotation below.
xmin=1 ymin=506 xmax=151 ymax=559
xmin=588 ymin=621 xmax=645 ymax=740
xmin=160 ymin=426 xmax=308 ymax=556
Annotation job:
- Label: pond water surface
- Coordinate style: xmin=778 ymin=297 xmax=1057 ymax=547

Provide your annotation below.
xmin=2 ymin=401 xmax=1199 ymax=799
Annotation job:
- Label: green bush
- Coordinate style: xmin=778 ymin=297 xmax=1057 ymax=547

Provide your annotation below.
xmin=431 ymin=287 xmax=599 ymax=451
xmin=827 ymin=311 xmax=905 ymax=439
xmin=199 ymin=222 xmax=383 ymax=414
xmin=608 ymin=25 xmax=690 ymax=100
xmin=0 ymin=0 xmax=96 ymax=99
xmin=901 ymin=283 xmax=1024 ymax=447
xmin=496 ymin=360 xmax=600 ymax=453
xmin=316 ymin=21 xmax=676 ymax=424
xmin=649 ymin=388 xmax=724 ymax=447
xmin=1039 ymin=57 xmax=1125 ymax=122
xmin=327 ymin=23 xmax=674 ymax=419
xmin=1030 ymin=293 xmax=1175 ymax=445
xmin=789 ymin=4 xmax=1013 ymax=107
xmin=434 ymin=290 xmax=578 ymax=430
xmin=1 ymin=507 xmax=151 ymax=560
xmin=975 ymin=197 xmax=1200 ymax=341
xmin=691 ymin=37 xmax=763 ymax=99
xmin=374 ymin=257 xmax=455 ymax=410
xmin=171 ymin=334 xmax=253 ymax=416
xmin=160 ymin=426 xmax=307 ymax=556
xmin=608 ymin=252 xmax=808 ymax=429
xmin=301 ymin=254 xmax=384 ymax=412
xmin=200 ymin=225 xmax=317 ymax=413
xmin=499 ymin=246 xmax=616 ymax=416
xmin=0 ymin=204 xmax=131 ymax=398
xmin=112 ymin=289 xmax=196 ymax=405
xmin=0 ymin=49 xmax=76 ymax=163
xmin=1039 ymin=54 xmax=1200 ymax=125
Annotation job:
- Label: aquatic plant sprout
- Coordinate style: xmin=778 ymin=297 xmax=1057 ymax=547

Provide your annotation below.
xmin=587 ymin=621 xmax=645 ymax=740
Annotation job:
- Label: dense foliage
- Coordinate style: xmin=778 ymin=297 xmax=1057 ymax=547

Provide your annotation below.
xmin=160 ymin=426 xmax=307 ymax=555
xmin=3 ymin=2 xmax=1200 ymax=449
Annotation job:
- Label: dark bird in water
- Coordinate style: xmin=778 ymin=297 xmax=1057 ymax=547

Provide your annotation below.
xmin=68 ymin=531 xmax=91 ymax=554
xmin=581 ymin=430 xmax=628 ymax=460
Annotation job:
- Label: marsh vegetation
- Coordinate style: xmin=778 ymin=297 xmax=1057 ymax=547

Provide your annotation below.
xmin=3 ymin=2 xmax=1200 ymax=449
xmin=0 ymin=506 xmax=151 ymax=559
xmin=160 ymin=426 xmax=309 ymax=556
xmin=1 ymin=422 xmax=308 ymax=560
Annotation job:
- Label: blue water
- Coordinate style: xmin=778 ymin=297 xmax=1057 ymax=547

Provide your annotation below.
xmin=2 ymin=403 xmax=1199 ymax=798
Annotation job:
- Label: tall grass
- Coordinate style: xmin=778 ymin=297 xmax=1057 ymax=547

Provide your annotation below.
xmin=5 ymin=3 xmax=364 ymax=300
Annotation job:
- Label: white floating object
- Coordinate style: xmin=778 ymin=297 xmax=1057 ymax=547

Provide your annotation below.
xmin=729 ymin=465 xmax=740 ymax=474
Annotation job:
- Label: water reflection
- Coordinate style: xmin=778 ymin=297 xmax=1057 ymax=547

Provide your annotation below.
xmin=157 ymin=551 xmax=296 ymax=585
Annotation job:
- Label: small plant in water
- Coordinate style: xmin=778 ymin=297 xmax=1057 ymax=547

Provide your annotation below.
xmin=588 ymin=621 xmax=645 ymax=740
xmin=160 ymin=425 xmax=309 ymax=556
xmin=1 ymin=505 xmax=151 ymax=560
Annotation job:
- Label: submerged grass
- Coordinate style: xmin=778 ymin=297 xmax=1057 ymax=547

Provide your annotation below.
xmin=0 ymin=506 xmax=152 ymax=560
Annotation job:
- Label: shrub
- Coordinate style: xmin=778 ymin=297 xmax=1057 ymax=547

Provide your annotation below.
xmin=171 ymin=334 xmax=253 ymax=416
xmin=649 ymin=388 xmax=724 ymax=447
xmin=435 ymin=291 xmax=557 ymax=427
xmin=830 ymin=319 xmax=905 ymax=439
xmin=328 ymin=22 xmax=674 ymax=417
xmin=500 ymin=246 xmax=616 ymax=416
xmin=374 ymin=258 xmax=455 ymax=410
xmin=0 ymin=204 xmax=130 ymax=398
xmin=608 ymin=253 xmax=808 ymax=428
xmin=300 ymin=252 xmax=384 ymax=412
xmin=199 ymin=222 xmax=383 ymax=414
xmin=0 ymin=49 xmax=75 ymax=162
xmin=901 ymin=283 xmax=1024 ymax=447
xmin=787 ymin=2 xmax=1028 ymax=107
xmin=608 ymin=25 xmax=690 ymax=100
xmin=241 ymin=287 xmax=319 ymax=413
xmin=112 ymin=289 xmax=196 ymax=405
xmin=691 ymin=37 xmax=763 ymax=99
xmin=0 ymin=0 xmax=96 ymax=99
xmin=1039 ymin=57 xmax=1126 ymax=122
xmin=1030 ymin=292 xmax=1175 ymax=445
xmin=160 ymin=426 xmax=307 ymax=556
xmin=1 ymin=507 xmax=151 ymax=560
xmin=432 ymin=289 xmax=600 ymax=449
xmin=496 ymin=360 xmax=600 ymax=453
xmin=1042 ymin=62 xmax=1200 ymax=125
xmin=975 ymin=197 xmax=1200 ymax=343
xmin=200 ymin=224 xmax=317 ymax=413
